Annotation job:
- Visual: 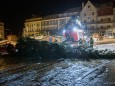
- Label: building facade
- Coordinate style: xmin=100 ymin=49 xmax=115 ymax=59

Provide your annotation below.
xmin=23 ymin=0 xmax=115 ymax=39
xmin=80 ymin=0 xmax=115 ymax=38
xmin=0 ymin=22 xmax=4 ymax=39
xmin=23 ymin=12 xmax=78 ymax=37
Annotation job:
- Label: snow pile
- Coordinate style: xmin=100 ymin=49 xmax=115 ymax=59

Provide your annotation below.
xmin=0 ymin=60 xmax=109 ymax=86
xmin=94 ymin=44 xmax=115 ymax=51
xmin=0 ymin=70 xmax=38 ymax=86
xmin=40 ymin=60 xmax=108 ymax=86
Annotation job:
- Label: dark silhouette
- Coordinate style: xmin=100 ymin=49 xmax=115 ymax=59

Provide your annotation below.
xmin=90 ymin=37 xmax=94 ymax=48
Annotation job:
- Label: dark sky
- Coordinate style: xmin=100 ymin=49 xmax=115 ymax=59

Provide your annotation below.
xmin=0 ymin=0 xmax=112 ymax=35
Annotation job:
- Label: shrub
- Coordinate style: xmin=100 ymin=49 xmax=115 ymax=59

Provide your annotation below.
xmin=14 ymin=37 xmax=115 ymax=62
xmin=15 ymin=37 xmax=66 ymax=61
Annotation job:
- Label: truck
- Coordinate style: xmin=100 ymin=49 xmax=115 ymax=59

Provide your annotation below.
xmin=63 ymin=15 xmax=87 ymax=42
xmin=62 ymin=15 xmax=87 ymax=47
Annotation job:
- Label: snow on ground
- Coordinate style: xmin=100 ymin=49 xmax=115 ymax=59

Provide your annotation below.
xmin=0 ymin=60 xmax=110 ymax=86
xmin=1 ymin=43 xmax=114 ymax=86
xmin=40 ymin=60 xmax=109 ymax=86
xmin=94 ymin=43 xmax=115 ymax=51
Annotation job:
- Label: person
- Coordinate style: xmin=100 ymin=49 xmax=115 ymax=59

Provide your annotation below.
xmin=86 ymin=37 xmax=90 ymax=47
xmin=90 ymin=37 xmax=94 ymax=48
xmin=49 ymin=36 xmax=52 ymax=43
xmin=82 ymin=38 xmax=86 ymax=46
xmin=78 ymin=38 xmax=83 ymax=46
xmin=54 ymin=39 xmax=57 ymax=42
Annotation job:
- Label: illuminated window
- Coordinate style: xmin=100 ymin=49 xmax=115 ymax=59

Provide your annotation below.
xmin=37 ymin=24 xmax=39 ymax=26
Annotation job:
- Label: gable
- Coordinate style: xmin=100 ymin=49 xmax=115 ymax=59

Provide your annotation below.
xmin=81 ymin=1 xmax=97 ymax=12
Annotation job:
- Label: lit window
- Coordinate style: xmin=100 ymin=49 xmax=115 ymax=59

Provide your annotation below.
xmin=37 ymin=24 xmax=39 ymax=26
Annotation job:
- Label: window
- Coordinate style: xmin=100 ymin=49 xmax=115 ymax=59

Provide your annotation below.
xmin=113 ymin=33 xmax=115 ymax=36
xmin=84 ymin=20 xmax=86 ymax=22
xmin=45 ymin=21 xmax=48 ymax=25
xmin=92 ymin=12 xmax=94 ymax=15
xmin=92 ymin=26 xmax=94 ymax=28
xmin=102 ymin=31 xmax=105 ymax=36
xmin=88 ymin=6 xmax=90 ymax=8
xmin=37 ymin=24 xmax=39 ymax=26
xmin=84 ymin=13 xmax=86 ymax=16
xmin=101 ymin=26 xmax=103 ymax=29
xmin=101 ymin=19 xmax=103 ymax=22
xmin=59 ymin=19 xmax=66 ymax=26
xmin=108 ymin=12 xmax=111 ymax=15
xmin=42 ymin=22 xmax=45 ymax=26
xmin=108 ymin=31 xmax=112 ymax=36
xmin=92 ymin=19 xmax=94 ymax=22
xmin=108 ymin=18 xmax=111 ymax=21
xmin=32 ymin=24 xmax=33 ymax=27
xmin=107 ymin=25 xmax=110 ymax=28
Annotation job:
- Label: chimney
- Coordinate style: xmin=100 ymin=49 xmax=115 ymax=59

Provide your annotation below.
xmin=82 ymin=2 xmax=84 ymax=9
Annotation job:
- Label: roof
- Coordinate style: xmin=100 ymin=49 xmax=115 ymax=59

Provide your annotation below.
xmin=25 ymin=17 xmax=43 ymax=22
xmin=113 ymin=0 xmax=115 ymax=8
xmin=85 ymin=0 xmax=113 ymax=16
xmin=97 ymin=6 xmax=113 ymax=16
xmin=64 ymin=7 xmax=81 ymax=13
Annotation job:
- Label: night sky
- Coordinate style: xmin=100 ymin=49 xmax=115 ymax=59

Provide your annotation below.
xmin=0 ymin=0 xmax=112 ymax=35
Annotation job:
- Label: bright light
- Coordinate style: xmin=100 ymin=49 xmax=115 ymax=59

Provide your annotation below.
xmin=73 ymin=27 xmax=83 ymax=32
xmin=76 ymin=20 xmax=82 ymax=26
xmin=73 ymin=27 xmax=77 ymax=32
xmin=77 ymin=29 xmax=83 ymax=32
xmin=63 ymin=30 xmax=66 ymax=34
xmin=71 ymin=44 xmax=73 ymax=47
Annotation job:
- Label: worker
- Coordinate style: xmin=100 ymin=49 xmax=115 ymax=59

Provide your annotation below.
xmin=90 ymin=37 xmax=94 ymax=48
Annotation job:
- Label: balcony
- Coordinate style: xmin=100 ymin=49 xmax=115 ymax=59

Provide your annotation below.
xmin=84 ymin=20 xmax=115 ymax=24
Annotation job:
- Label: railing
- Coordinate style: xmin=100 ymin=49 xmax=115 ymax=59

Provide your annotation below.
xmin=84 ymin=20 xmax=115 ymax=24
